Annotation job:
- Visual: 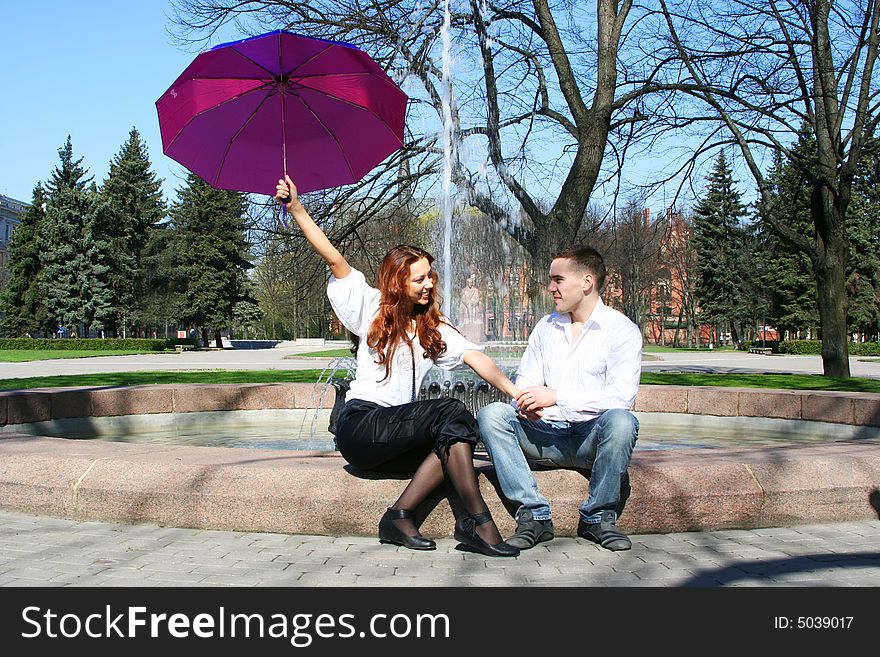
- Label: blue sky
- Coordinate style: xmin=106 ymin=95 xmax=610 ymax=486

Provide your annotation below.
xmin=0 ymin=1 xmax=233 ymax=204
xmin=0 ymin=2 xmax=721 ymax=213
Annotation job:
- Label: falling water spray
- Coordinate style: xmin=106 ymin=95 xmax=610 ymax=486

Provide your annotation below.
xmin=440 ymin=0 xmax=455 ymax=314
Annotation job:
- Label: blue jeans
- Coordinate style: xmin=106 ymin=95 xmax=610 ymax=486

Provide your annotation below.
xmin=476 ymin=402 xmax=638 ymax=523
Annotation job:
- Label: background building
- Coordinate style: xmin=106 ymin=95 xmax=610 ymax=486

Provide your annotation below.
xmin=0 ymin=194 xmax=27 ymax=287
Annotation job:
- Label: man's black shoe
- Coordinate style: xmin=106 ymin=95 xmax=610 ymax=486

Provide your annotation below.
xmin=577 ymin=510 xmax=631 ymax=551
xmin=506 ymin=509 xmax=554 ymax=549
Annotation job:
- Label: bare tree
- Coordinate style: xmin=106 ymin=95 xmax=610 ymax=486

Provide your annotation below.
xmin=654 ymin=0 xmax=880 ymax=376
xmin=661 ymin=210 xmax=702 ymax=347
xmin=169 ymin=1 xmax=682 ymax=273
xmin=603 ymin=200 xmax=663 ymax=330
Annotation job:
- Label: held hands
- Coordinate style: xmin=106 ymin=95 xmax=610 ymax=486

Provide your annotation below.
xmin=275 ymin=175 xmax=299 ymax=211
xmin=515 ymin=386 xmax=555 ymax=420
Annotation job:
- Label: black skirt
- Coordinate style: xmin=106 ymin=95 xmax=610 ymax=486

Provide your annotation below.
xmin=334 ymin=397 xmax=480 ymax=474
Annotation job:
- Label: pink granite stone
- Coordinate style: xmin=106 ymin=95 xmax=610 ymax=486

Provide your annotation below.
xmin=737 ymin=388 xmax=802 ymax=419
xmin=802 ymin=392 xmax=854 ymax=424
xmin=852 ymin=395 xmax=880 ymax=427
xmin=292 ymin=382 xmax=335 ymax=409
xmin=687 ymin=387 xmax=739 ymax=416
xmin=624 ymin=450 xmax=764 ymax=532
xmin=633 ymin=385 xmax=688 ymax=413
xmin=746 ymin=445 xmax=880 ymax=524
xmin=46 ymin=388 xmax=93 ymax=419
xmin=2 ymin=435 xmax=879 ymax=536
xmin=89 ymin=385 xmax=175 ymax=417
xmin=170 ymin=384 xmax=279 ymax=412
xmin=229 ymin=383 xmax=297 ymax=410
xmin=5 ymin=391 xmax=53 ymax=424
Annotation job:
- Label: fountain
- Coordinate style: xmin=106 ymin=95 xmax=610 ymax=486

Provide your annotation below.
xmin=439 ymin=0 xmax=456 ymax=313
xmin=1 ymin=382 xmax=878 ymax=539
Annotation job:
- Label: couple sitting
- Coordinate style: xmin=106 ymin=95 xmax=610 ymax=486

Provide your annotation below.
xmin=277 ymin=176 xmax=641 ymax=557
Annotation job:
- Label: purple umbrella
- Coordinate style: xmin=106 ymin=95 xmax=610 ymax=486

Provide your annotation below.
xmin=156 ymin=30 xmax=407 ymax=197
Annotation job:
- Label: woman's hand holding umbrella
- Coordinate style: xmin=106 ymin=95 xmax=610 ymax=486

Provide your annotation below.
xmin=273 ymin=175 xmax=351 ymax=280
xmin=276 ymin=175 xmax=299 ymax=213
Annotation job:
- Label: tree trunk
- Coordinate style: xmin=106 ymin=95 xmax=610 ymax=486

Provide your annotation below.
xmin=812 ymin=241 xmax=851 ymax=377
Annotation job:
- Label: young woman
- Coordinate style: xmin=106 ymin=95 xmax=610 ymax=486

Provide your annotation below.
xmin=276 ymin=175 xmax=520 ymax=557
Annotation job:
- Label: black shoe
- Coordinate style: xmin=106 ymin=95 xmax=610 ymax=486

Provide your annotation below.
xmin=378 ymin=508 xmax=436 ymax=550
xmin=454 ymin=511 xmax=520 ymax=557
xmin=506 ymin=509 xmax=554 ymax=549
xmin=577 ymin=510 xmax=632 ymax=551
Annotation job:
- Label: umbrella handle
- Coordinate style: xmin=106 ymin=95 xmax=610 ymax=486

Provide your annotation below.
xmin=279 ymin=194 xmax=291 ymax=229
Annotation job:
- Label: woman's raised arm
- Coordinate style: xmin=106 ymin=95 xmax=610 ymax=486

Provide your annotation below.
xmin=276 ymin=175 xmax=351 ymax=280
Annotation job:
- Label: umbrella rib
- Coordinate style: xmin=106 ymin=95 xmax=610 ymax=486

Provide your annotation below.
xmin=290 ymin=90 xmax=358 ymax=182
xmin=282 ymin=43 xmax=335 ymax=78
xmin=225 ymin=44 xmax=279 ymax=80
xmin=220 ymin=39 xmax=335 ymax=82
xmin=213 ymin=90 xmax=279 ymax=188
xmin=287 ymin=77 xmax=404 ymax=145
xmin=163 ymin=82 xmax=272 ymax=154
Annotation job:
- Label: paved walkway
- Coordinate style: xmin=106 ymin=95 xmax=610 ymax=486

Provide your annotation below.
xmin=1 ymin=342 xmax=878 ymax=379
xmin=1 ymin=511 xmax=878 ymax=587
xmin=2 ymin=348 xmax=879 ymax=589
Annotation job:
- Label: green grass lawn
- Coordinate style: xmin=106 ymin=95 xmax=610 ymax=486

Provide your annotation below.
xmin=0 ymin=368 xmax=877 ymax=393
xmin=0 ymin=349 xmax=170 ymax=362
xmin=0 ymin=369 xmax=329 ymax=390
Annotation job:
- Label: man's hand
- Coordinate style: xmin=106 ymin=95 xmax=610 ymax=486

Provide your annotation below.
xmin=516 ymin=386 xmax=556 ymax=413
xmin=517 ymin=408 xmax=544 ymax=421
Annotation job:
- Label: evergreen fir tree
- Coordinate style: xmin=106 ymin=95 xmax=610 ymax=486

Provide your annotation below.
xmin=0 ymin=184 xmax=52 ymax=336
xmin=170 ymin=174 xmax=255 ymax=346
xmin=40 ymin=136 xmax=113 ymax=336
xmin=757 ymin=126 xmax=879 ymax=342
xmin=139 ymin=222 xmax=186 ymax=337
xmin=755 ymin=148 xmax=819 ymax=339
xmin=692 ymin=151 xmax=751 ymax=343
xmin=846 ymin=145 xmax=880 ymax=340
xmin=99 ymin=128 xmax=166 ymax=336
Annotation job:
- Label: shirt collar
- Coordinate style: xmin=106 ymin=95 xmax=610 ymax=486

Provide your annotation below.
xmin=551 ymin=297 xmax=607 ymax=329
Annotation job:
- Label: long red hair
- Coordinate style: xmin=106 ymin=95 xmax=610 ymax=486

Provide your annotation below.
xmin=367 ymin=245 xmax=447 ymax=381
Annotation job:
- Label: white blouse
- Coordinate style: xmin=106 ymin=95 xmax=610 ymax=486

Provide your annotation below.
xmin=327 ymin=268 xmax=484 ymax=407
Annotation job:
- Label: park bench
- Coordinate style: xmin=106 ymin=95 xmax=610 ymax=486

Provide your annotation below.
xmin=175 ymin=344 xmax=195 ymax=353
xmin=748 ymin=346 xmax=773 ymax=355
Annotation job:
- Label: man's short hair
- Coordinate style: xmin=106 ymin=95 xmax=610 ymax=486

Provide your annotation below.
xmin=552 ymin=246 xmax=606 ymax=290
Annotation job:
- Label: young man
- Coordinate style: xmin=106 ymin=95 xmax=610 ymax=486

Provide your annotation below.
xmin=477 ymin=246 xmax=642 ymax=551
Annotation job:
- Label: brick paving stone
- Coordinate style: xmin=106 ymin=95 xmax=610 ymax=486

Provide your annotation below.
xmin=294 ymin=572 xmax=359 ymax=586
xmin=336 ymin=565 xmax=398 ymax=578
xmin=2 ymin=511 xmax=879 ymax=587
xmin=141 ymin=571 xmax=210 ymax=584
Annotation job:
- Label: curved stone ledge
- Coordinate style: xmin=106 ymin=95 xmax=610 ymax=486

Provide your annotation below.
xmin=1 ymin=383 xmax=878 ymax=426
xmin=0 ymin=435 xmax=878 ymax=537
xmin=1 ymin=383 xmax=879 ymax=536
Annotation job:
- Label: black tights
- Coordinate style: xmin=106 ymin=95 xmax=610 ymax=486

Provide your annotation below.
xmin=334 ymin=398 xmax=504 ymax=545
xmin=391 ymin=441 xmax=503 ymax=545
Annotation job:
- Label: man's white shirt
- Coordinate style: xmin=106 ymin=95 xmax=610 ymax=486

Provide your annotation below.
xmin=514 ymin=298 xmax=643 ymax=422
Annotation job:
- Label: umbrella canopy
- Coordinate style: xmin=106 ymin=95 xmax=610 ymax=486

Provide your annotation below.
xmin=156 ymin=30 xmax=407 ymax=196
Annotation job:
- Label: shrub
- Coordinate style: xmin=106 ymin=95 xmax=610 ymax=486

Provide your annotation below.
xmin=852 ymin=342 xmax=880 ymax=356
xmin=0 ymin=338 xmax=179 ymax=351
xmin=777 ymin=340 xmax=879 ymax=356
xmin=778 ymin=340 xmax=822 ymax=355
xmin=740 ymin=340 xmax=779 ymax=352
